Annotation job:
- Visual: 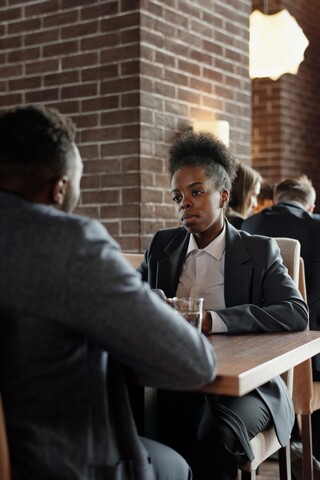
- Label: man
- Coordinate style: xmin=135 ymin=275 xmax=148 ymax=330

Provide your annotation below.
xmin=242 ymin=175 xmax=320 ymax=466
xmin=0 ymin=105 xmax=217 ymax=480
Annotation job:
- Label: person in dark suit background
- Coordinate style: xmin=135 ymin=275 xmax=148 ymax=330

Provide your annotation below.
xmin=0 ymin=105 xmax=218 ymax=480
xmin=137 ymin=130 xmax=308 ymax=480
xmin=242 ymin=175 xmax=320 ymax=464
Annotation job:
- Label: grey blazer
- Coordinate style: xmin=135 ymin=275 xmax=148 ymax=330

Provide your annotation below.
xmin=138 ymin=221 xmax=308 ymax=449
xmin=0 ymin=192 xmax=216 ymax=480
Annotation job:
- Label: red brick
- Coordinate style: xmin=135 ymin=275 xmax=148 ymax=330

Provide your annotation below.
xmin=8 ymin=47 xmax=40 ymax=63
xmin=81 ymin=32 xmax=119 ymax=52
xmin=25 ymin=59 xmax=59 ymax=75
xmin=61 ymin=84 xmax=97 ymax=100
xmin=25 ymin=29 xmax=59 ymax=47
xmin=43 ymin=10 xmax=78 ymax=28
xmin=25 ymin=88 xmax=59 ymax=103
xmin=61 ymin=21 xmax=99 ymax=40
xmin=25 ymin=1 xmax=59 ymax=17
xmin=8 ymin=17 xmax=40 ymax=34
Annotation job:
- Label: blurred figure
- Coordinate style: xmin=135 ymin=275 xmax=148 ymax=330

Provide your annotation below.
xmin=254 ymin=182 xmax=274 ymax=213
xmin=226 ymin=162 xmax=262 ymax=228
xmin=242 ymin=175 xmax=320 ymax=469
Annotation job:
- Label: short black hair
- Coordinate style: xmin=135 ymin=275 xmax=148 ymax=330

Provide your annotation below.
xmin=168 ymin=130 xmax=237 ymax=191
xmin=0 ymin=105 xmax=76 ymax=183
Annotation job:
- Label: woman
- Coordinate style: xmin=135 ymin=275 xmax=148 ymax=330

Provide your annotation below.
xmin=137 ymin=130 xmax=308 ymax=480
xmin=226 ymin=161 xmax=262 ymax=228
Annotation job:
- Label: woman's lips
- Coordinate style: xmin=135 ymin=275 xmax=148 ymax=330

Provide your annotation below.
xmin=181 ymin=214 xmax=198 ymax=224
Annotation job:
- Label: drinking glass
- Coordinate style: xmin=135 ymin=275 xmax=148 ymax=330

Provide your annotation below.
xmin=172 ymin=297 xmax=204 ymax=331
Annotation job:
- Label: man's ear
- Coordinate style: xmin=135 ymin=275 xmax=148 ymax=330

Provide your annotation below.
xmin=306 ymin=204 xmax=315 ymax=213
xmin=52 ymin=176 xmax=68 ymax=207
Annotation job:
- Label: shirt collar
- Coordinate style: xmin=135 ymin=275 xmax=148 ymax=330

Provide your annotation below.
xmin=186 ymin=223 xmax=226 ymax=261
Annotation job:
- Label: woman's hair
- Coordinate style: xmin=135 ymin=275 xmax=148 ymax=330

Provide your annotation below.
xmin=168 ymin=129 xmax=238 ymax=192
xmin=228 ymin=162 xmax=262 ymax=217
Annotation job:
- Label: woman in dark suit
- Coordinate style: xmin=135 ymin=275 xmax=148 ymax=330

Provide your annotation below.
xmin=138 ymin=130 xmax=308 ymax=480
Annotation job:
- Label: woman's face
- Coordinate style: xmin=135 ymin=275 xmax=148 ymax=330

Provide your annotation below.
xmin=247 ymin=181 xmax=261 ymax=216
xmin=171 ymin=165 xmax=228 ymax=248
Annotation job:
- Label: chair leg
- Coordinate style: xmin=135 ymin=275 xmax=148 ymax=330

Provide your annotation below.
xmin=301 ymin=414 xmax=314 ymax=480
xmin=279 ymin=444 xmax=291 ymax=480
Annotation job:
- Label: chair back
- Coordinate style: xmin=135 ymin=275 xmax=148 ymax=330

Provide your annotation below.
xmin=273 ymin=240 xmax=317 ymax=415
xmin=273 ymin=237 xmax=301 ymax=286
xmin=123 ymin=253 xmax=144 ymax=269
xmin=0 ymin=394 xmax=11 ymax=480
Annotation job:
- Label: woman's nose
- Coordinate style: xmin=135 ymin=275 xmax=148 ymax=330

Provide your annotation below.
xmin=181 ymin=196 xmax=192 ymax=209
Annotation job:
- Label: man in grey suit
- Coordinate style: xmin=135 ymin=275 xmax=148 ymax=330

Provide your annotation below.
xmin=242 ymin=175 xmax=320 ymax=465
xmin=0 ymin=105 xmax=217 ymax=480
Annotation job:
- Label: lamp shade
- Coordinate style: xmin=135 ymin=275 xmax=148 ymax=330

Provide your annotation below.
xmin=249 ymin=9 xmax=309 ymax=80
xmin=193 ymin=120 xmax=229 ymax=146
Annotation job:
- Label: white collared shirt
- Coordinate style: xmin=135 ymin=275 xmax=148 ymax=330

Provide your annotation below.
xmin=176 ymin=225 xmax=227 ymax=333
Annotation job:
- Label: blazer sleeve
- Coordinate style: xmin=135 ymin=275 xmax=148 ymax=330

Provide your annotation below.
xmin=66 ymin=220 xmax=217 ymax=390
xmin=217 ymin=235 xmax=309 ymax=334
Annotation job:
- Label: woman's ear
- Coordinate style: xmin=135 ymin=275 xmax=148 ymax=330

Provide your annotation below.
xmin=220 ymin=189 xmax=229 ymax=208
xmin=52 ymin=176 xmax=68 ymax=207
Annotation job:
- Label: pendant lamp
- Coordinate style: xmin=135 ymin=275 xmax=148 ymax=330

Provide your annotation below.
xmin=249 ymin=9 xmax=309 ymax=81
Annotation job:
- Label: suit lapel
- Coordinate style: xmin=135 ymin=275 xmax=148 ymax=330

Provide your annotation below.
xmin=224 ymin=223 xmax=253 ymax=307
xmin=157 ymin=230 xmax=189 ymax=298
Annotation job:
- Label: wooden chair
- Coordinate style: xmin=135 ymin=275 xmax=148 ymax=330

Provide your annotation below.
xmin=0 ymin=394 xmax=11 ymax=480
xmin=240 ymin=237 xmax=301 ymax=480
xmin=291 ymin=257 xmax=320 ymax=480
xmin=122 ymin=253 xmax=144 ymax=269
xmin=123 ymin=252 xmax=158 ymax=437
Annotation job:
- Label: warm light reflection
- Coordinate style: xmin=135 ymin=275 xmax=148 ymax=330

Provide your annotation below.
xmin=193 ymin=120 xmax=229 ymax=146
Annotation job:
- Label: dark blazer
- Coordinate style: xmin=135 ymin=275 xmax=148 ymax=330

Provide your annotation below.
xmin=242 ymin=201 xmax=320 ymax=372
xmin=138 ymin=221 xmax=308 ymax=448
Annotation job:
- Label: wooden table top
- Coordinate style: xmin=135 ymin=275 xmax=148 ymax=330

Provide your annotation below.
xmin=200 ymin=330 xmax=320 ymax=396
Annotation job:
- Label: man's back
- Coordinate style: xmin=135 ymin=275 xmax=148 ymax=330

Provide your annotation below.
xmin=0 ymin=192 xmax=216 ymax=480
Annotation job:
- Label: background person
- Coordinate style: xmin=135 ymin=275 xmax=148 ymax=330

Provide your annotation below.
xmin=254 ymin=181 xmax=274 ymax=213
xmin=0 ymin=105 xmax=217 ymax=480
xmin=137 ymin=130 xmax=308 ymax=480
xmin=225 ymin=161 xmax=262 ymax=228
xmin=242 ymin=175 xmax=320 ymax=467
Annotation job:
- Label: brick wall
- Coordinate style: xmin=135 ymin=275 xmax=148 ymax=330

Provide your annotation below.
xmin=0 ymin=0 xmax=251 ymax=251
xmin=252 ymin=0 xmax=320 ymax=211
xmin=138 ymin=0 xmax=252 ymax=249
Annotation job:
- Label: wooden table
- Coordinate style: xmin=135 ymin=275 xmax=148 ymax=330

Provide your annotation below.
xmin=200 ymin=330 xmax=320 ymax=396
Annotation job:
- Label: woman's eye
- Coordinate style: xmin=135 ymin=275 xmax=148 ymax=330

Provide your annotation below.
xmin=192 ymin=190 xmax=203 ymax=197
xmin=172 ymin=195 xmax=182 ymax=203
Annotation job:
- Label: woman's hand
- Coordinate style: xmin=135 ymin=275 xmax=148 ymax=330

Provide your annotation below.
xmin=201 ymin=310 xmax=212 ymax=334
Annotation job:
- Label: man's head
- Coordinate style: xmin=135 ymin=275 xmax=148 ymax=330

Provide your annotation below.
xmin=274 ymin=175 xmax=316 ymax=213
xmin=0 ymin=105 xmax=83 ymax=213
